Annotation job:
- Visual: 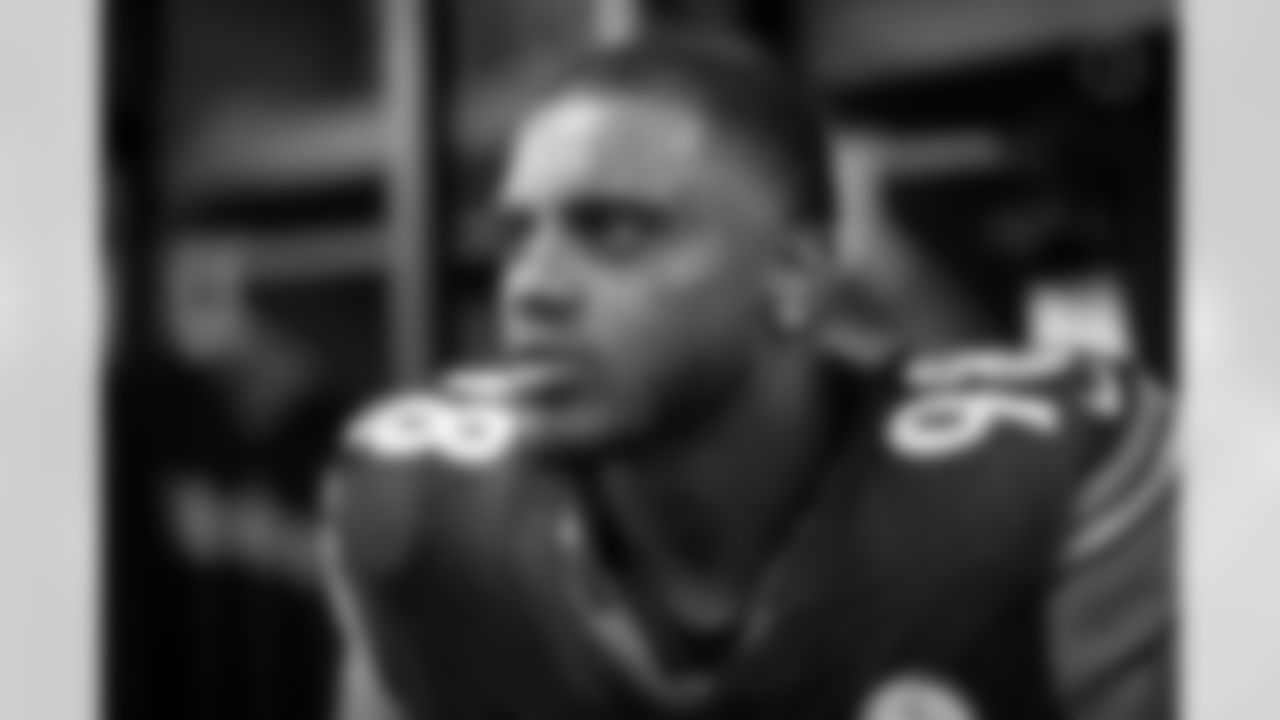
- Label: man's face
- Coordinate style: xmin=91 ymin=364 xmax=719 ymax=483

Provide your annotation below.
xmin=493 ymin=91 xmax=795 ymax=450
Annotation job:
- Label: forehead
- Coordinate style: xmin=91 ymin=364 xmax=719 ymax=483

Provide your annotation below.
xmin=502 ymin=91 xmax=743 ymax=206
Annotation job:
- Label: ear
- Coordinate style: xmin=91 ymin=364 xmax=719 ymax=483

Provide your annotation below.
xmin=766 ymin=228 xmax=831 ymax=334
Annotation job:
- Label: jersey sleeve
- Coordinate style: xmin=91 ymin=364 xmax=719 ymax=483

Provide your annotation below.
xmin=1048 ymin=368 xmax=1177 ymax=720
xmin=318 ymin=470 xmax=407 ymax=720
xmin=326 ymin=386 xmax=523 ymax=580
xmin=320 ymin=382 xmax=525 ymax=719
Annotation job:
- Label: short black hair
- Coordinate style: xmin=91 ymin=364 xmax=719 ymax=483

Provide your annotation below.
xmin=542 ymin=34 xmax=837 ymax=231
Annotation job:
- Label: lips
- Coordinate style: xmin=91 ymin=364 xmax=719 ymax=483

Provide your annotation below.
xmin=500 ymin=345 xmax=592 ymax=403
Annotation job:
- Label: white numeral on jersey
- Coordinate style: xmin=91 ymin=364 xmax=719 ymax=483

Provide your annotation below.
xmin=348 ymin=397 xmax=441 ymax=457
xmin=890 ymin=390 xmax=1062 ymax=460
xmin=348 ymin=396 xmax=518 ymax=464
xmin=891 ymin=348 xmax=1072 ymax=459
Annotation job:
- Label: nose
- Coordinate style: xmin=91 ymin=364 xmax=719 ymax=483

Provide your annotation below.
xmin=500 ymin=222 xmax=583 ymax=333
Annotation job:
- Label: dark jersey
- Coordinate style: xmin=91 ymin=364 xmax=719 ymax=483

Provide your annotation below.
xmin=324 ymin=346 xmax=1175 ymax=720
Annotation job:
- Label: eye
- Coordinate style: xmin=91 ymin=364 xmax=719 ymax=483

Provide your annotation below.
xmin=564 ymin=198 xmax=672 ymax=259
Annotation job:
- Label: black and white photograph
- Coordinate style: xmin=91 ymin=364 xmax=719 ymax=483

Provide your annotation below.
xmin=0 ymin=0 xmax=1239 ymax=718
xmin=98 ymin=1 xmax=1179 ymax=719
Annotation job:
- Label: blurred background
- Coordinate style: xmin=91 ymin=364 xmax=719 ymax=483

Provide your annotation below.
xmin=104 ymin=0 xmax=1175 ymax=718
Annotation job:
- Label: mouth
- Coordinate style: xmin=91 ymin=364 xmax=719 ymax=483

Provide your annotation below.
xmin=499 ymin=345 xmax=593 ymax=405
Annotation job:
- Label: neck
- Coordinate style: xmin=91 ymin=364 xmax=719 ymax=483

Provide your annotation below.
xmin=598 ymin=347 xmax=827 ymax=608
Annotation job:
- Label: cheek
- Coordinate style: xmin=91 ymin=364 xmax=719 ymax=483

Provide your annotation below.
xmin=585 ymin=252 xmax=763 ymax=379
xmin=659 ymin=248 xmax=767 ymax=341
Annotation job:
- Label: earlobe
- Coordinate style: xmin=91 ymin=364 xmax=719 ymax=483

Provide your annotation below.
xmin=772 ymin=272 xmax=822 ymax=336
xmin=763 ymin=227 xmax=829 ymax=334
xmin=788 ymin=240 xmax=832 ymax=332
xmin=776 ymin=293 xmax=809 ymax=333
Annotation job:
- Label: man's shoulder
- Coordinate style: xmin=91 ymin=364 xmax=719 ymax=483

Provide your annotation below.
xmin=809 ymin=346 xmax=1174 ymax=621
xmin=844 ymin=345 xmax=1172 ymax=499
xmin=325 ymin=367 xmax=533 ymax=578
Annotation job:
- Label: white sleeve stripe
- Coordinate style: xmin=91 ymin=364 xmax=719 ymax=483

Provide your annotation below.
xmin=1067 ymin=447 xmax=1176 ymax=564
xmin=1077 ymin=377 xmax=1172 ymax=517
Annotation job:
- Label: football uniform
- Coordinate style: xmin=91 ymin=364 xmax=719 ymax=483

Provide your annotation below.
xmin=323 ymin=346 xmax=1175 ymax=720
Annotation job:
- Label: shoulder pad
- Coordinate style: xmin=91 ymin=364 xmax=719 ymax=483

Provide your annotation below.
xmin=905 ymin=345 xmax=1078 ymax=386
xmin=904 ymin=346 xmax=1132 ymax=417
xmin=343 ymin=378 xmax=523 ymax=467
xmin=886 ymin=346 xmax=1140 ymax=462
